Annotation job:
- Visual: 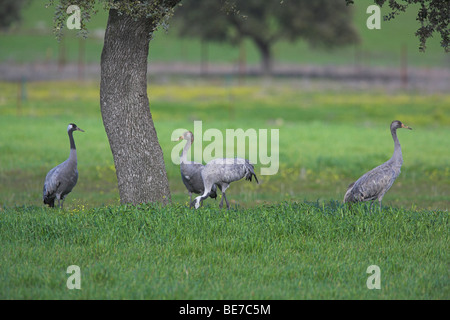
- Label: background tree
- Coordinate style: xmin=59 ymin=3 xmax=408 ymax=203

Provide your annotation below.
xmin=50 ymin=0 xmax=182 ymax=205
xmin=0 ymin=0 xmax=30 ymax=30
xmin=173 ymin=0 xmax=360 ymax=75
xmin=346 ymin=0 xmax=449 ymax=52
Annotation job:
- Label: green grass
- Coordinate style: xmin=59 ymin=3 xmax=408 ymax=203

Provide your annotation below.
xmin=1 ymin=0 xmax=448 ymax=301
xmin=0 ymin=80 xmax=449 ymax=210
xmin=0 ymin=80 xmax=448 ymax=299
xmin=0 ymin=202 xmax=448 ymax=299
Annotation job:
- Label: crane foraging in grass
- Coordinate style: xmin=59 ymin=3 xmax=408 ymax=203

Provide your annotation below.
xmin=192 ymin=157 xmax=259 ymax=209
xmin=43 ymin=123 xmax=84 ymax=209
xmin=344 ymin=120 xmax=412 ymax=210
xmin=176 ymin=131 xmax=217 ymax=208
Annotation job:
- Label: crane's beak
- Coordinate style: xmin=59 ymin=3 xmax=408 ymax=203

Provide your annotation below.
xmin=174 ymin=135 xmax=183 ymax=141
xmin=76 ymin=127 xmax=85 ymax=132
xmin=401 ymin=124 xmax=412 ymax=130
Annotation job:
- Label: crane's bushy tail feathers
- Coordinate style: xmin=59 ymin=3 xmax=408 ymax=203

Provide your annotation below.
xmin=244 ymin=161 xmax=259 ymax=184
xmin=208 ymin=189 xmax=217 ymax=199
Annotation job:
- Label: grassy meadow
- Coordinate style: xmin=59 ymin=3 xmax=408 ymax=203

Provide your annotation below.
xmin=1 ymin=202 xmax=448 ymax=299
xmin=0 ymin=80 xmax=448 ymax=210
xmin=0 ymin=80 xmax=449 ymax=299
xmin=0 ymin=0 xmax=449 ymax=300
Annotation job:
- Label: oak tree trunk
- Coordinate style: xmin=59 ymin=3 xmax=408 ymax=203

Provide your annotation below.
xmin=100 ymin=9 xmax=171 ymax=205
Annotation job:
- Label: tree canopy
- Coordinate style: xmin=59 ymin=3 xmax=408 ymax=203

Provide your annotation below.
xmin=173 ymin=0 xmax=360 ymax=74
xmin=0 ymin=0 xmax=30 ymax=30
xmin=346 ymin=0 xmax=449 ymax=52
xmin=48 ymin=0 xmax=180 ymax=39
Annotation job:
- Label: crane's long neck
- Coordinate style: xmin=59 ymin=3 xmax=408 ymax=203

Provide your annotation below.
xmin=68 ymin=130 xmax=77 ymax=162
xmin=180 ymin=139 xmax=192 ymax=164
xmin=391 ymin=127 xmax=402 ymax=164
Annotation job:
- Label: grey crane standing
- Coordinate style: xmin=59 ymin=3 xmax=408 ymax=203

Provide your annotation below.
xmin=192 ymin=158 xmax=259 ymax=209
xmin=344 ymin=120 xmax=412 ymax=209
xmin=43 ymin=123 xmax=84 ymax=209
xmin=176 ymin=131 xmax=217 ymax=208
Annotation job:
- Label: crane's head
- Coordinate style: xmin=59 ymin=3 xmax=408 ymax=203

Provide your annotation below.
xmin=391 ymin=120 xmax=412 ymax=131
xmin=175 ymin=131 xmax=194 ymax=142
xmin=193 ymin=197 xmax=201 ymax=209
xmin=68 ymin=123 xmax=85 ymax=133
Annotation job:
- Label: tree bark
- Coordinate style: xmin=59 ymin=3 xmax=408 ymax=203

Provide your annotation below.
xmin=100 ymin=9 xmax=171 ymax=205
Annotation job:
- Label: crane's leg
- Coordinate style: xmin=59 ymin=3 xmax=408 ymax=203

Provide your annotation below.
xmin=376 ymin=195 xmax=384 ymax=211
xmin=223 ymin=193 xmax=230 ymax=209
xmin=219 ymin=184 xmax=230 ymax=209
xmin=369 ymin=201 xmax=374 ymax=212
xmin=219 ymin=194 xmax=230 ymax=209
xmin=56 ymin=196 xmax=61 ymax=209
xmin=219 ymin=195 xmax=224 ymax=209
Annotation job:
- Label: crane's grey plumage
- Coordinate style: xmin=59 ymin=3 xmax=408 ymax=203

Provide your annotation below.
xmin=344 ymin=120 xmax=412 ymax=209
xmin=43 ymin=123 xmax=84 ymax=208
xmin=176 ymin=131 xmax=217 ymax=208
xmin=192 ymin=157 xmax=259 ymax=209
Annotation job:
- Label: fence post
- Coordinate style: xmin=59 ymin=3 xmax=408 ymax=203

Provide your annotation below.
xmin=58 ymin=36 xmax=66 ymax=72
xmin=238 ymin=39 xmax=246 ymax=85
xmin=401 ymin=44 xmax=408 ymax=88
xmin=200 ymin=39 xmax=208 ymax=77
xmin=17 ymin=77 xmax=27 ymax=116
xmin=78 ymin=38 xmax=85 ymax=81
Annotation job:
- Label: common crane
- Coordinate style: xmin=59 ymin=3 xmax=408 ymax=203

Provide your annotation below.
xmin=192 ymin=158 xmax=259 ymax=209
xmin=176 ymin=131 xmax=217 ymax=208
xmin=344 ymin=120 xmax=412 ymax=209
xmin=43 ymin=123 xmax=84 ymax=209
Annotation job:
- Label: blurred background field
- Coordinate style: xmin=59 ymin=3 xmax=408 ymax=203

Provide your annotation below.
xmin=0 ymin=0 xmax=448 ymax=67
xmin=0 ymin=0 xmax=449 ymax=211
xmin=0 ymin=80 xmax=449 ymax=210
